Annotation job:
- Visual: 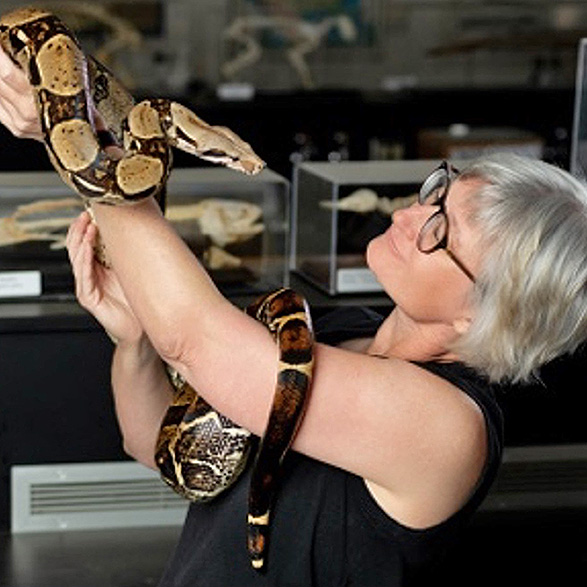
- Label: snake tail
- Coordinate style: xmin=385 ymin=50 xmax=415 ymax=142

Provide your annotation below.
xmin=245 ymin=288 xmax=315 ymax=570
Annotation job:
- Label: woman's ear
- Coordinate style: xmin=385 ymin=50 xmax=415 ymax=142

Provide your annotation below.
xmin=452 ymin=315 xmax=472 ymax=335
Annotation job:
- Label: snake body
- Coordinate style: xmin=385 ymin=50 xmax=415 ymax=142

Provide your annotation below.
xmin=156 ymin=371 xmax=254 ymax=503
xmin=0 ymin=7 xmax=264 ymax=207
xmin=156 ymin=287 xmax=314 ymax=570
xmin=243 ymin=288 xmax=314 ymax=569
xmin=0 ymin=8 xmax=314 ymax=571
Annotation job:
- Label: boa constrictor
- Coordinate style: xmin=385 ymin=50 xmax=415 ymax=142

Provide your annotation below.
xmin=0 ymin=7 xmax=314 ymax=571
xmin=0 ymin=7 xmax=264 ymax=205
xmin=157 ymin=288 xmax=314 ymax=569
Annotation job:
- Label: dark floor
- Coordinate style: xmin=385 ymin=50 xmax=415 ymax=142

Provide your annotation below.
xmin=0 ymin=526 xmax=182 ymax=587
xmin=0 ymin=509 xmax=585 ymax=587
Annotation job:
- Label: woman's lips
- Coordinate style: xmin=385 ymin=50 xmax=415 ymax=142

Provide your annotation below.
xmin=386 ymin=225 xmax=402 ymax=257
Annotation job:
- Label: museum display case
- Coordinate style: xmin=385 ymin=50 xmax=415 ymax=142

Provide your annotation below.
xmin=292 ymin=159 xmax=444 ymax=295
xmin=0 ymin=167 xmax=290 ymax=300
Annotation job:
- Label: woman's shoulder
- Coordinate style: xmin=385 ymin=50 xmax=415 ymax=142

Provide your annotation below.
xmin=361 ymin=375 xmax=490 ymax=529
xmin=373 ymin=359 xmax=503 ymax=527
xmin=415 ymin=360 xmax=504 ymax=441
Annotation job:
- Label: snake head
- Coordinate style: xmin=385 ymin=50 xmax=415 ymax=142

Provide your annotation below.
xmin=199 ymin=148 xmax=265 ymax=176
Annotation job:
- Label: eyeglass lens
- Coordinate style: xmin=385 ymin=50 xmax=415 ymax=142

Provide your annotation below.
xmin=418 ymin=210 xmax=447 ymax=252
xmin=419 ymin=167 xmax=449 ymax=206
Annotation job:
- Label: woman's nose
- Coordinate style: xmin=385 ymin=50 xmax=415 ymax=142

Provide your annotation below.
xmin=392 ymin=202 xmax=433 ymax=239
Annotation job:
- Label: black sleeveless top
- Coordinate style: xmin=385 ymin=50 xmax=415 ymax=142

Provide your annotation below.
xmin=158 ymin=307 xmax=504 ymax=587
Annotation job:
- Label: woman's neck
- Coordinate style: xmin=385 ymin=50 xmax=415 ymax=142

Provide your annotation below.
xmin=367 ymin=308 xmax=461 ymax=363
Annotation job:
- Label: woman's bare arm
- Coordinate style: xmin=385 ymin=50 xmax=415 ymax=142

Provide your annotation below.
xmin=66 ymin=214 xmax=173 ymax=469
xmin=111 ymin=338 xmax=174 ymax=469
xmin=85 ymin=201 xmax=487 ymax=527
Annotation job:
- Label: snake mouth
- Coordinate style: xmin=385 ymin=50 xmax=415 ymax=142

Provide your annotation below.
xmin=201 ymin=148 xmax=235 ymax=160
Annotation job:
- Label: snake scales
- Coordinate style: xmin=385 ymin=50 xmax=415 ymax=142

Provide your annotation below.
xmin=157 ymin=287 xmax=314 ymax=569
xmin=0 ymin=7 xmax=314 ymax=570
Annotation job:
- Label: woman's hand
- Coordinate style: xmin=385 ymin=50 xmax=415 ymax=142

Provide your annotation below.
xmin=0 ymin=47 xmax=42 ymax=140
xmin=66 ymin=210 xmax=144 ymax=345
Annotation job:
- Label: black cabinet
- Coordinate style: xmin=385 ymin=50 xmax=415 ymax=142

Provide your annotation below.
xmin=0 ymin=303 xmax=124 ymax=528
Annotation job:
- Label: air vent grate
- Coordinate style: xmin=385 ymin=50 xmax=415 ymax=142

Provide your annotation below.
xmin=12 ymin=461 xmax=189 ymax=533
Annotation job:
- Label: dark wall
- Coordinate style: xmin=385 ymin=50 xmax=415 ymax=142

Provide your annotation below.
xmin=499 ymin=347 xmax=587 ymax=446
xmin=0 ymin=87 xmax=574 ymax=178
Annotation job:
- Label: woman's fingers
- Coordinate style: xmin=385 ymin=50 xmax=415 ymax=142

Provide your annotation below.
xmin=66 ymin=211 xmax=91 ymax=262
xmin=0 ymin=81 xmax=37 ymax=138
xmin=66 ymin=212 xmax=99 ymax=303
xmin=76 ymin=222 xmax=99 ymax=303
xmin=0 ymin=49 xmax=21 ymax=83
xmin=0 ymin=48 xmax=42 ymax=139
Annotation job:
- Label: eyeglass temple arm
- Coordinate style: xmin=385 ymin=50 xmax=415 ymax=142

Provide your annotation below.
xmin=444 ymin=247 xmax=476 ymax=282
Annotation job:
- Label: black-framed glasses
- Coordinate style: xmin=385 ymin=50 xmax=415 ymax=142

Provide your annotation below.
xmin=416 ymin=161 xmax=476 ymax=282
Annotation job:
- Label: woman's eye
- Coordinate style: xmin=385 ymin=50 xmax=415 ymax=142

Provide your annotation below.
xmin=425 ymin=187 xmax=442 ymax=205
xmin=432 ymin=221 xmax=445 ymax=240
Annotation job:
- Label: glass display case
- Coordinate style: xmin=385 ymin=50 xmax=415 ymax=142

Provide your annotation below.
xmin=166 ymin=167 xmax=290 ymax=297
xmin=292 ymin=160 xmax=444 ymax=295
xmin=0 ymin=167 xmax=290 ymax=300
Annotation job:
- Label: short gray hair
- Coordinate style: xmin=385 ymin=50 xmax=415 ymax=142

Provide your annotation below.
xmin=453 ymin=153 xmax=587 ymax=383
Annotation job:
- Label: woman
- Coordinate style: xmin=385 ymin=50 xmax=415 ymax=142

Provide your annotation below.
xmin=67 ymin=161 xmax=498 ymax=587
xmin=2 ymin=49 xmax=587 ymax=585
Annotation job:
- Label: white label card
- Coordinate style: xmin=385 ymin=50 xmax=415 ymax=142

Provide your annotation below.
xmin=336 ymin=267 xmax=383 ymax=294
xmin=0 ymin=271 xmax=42 ymax=298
